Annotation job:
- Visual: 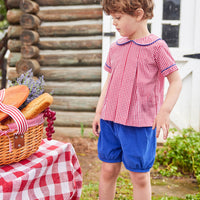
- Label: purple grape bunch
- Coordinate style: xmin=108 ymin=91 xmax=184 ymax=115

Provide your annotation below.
xmin=44 ymin=107 xmax=56 ymax=140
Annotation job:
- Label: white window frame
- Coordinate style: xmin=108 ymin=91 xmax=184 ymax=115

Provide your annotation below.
xmin=152 ymin=0 xmax=200 ymax=58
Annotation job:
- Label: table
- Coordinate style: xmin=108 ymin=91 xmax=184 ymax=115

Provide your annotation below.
xmin=0 ymin=139 xmax=82 ymax=200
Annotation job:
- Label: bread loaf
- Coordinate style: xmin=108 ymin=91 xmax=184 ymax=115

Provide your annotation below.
xmin=21 ymin=93 xmax=53 ymax=120
xmin=1 ymin=93 xmax=53 ymax=126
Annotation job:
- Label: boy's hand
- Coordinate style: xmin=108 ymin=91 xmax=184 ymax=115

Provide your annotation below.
xmin=153 ymin=71 xmax=182 ymax=140
xmin=153 ymin=110 xmax=170 ymax=140
xmin=92 ymin=113 xmax=101 ymax=137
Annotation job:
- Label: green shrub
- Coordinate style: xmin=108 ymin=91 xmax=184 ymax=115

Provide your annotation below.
xmin=0 ymin=0 xmax=6 ymax=19
xmin=154 ymin=128 xmax=200 ymax=184
xmin=185 ymin=193 xmax=200 ymax=200
xmin=0 ymin=0 xmax=8 ymax=31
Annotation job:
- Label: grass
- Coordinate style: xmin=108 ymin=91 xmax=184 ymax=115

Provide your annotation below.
xmin=81 ymin=182 xmax=99 ymax=200
xmin=81 ymin=180 xmax=189 ymax=200
xmin=81 ymin=170 xmax=198 ymax=200
xmin=81 ymin=156 xmax=200 ymax=199
xmin=81 ymin=178 xmax=199 ymax=200
xmin=81 ymin=171 xmax=133 ymax=199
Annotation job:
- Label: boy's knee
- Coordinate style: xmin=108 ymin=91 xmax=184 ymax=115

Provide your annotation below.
xmin=101 ymin=162 xmax=121 ymax=180
xmin=130 ymin=172 xmax=150 ymax=188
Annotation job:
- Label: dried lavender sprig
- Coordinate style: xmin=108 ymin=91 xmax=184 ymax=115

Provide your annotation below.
xmin=8 ymin=69 xmax=46 ymax=109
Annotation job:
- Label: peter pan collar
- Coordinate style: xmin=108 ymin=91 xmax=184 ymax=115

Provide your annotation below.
xmin=116 ymin=34 xmax=161 ymax=46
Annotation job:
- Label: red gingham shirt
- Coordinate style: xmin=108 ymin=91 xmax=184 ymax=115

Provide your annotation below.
xmin=101 ymin=34 xmax=178 ymax=127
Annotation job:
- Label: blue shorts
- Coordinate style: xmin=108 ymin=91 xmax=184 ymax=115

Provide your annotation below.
xmin=98 ymin=119 xmax=157 ymax=173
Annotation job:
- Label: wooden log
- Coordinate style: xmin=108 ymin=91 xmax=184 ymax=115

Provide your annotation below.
xmin=7 ymin=39 xmax=21 ymax=52
xmin=37 ymin=8 xmax=102 ymax=22
xmin=53 ymin=111 xmax=95 ymax=127
xmin=45 ymin=81 xmax=101 ymax=96
xmin=7 ymin=26 xmax=22 ymax=39
xmin=8 ymin=39 xmax=102 ymax=51
xmin=20 ymin=30 xmax=39 ymax=45
xmin=16 ymin=59 xmax=40 ymax=75
xmin=38 ymin=24 xmax=102 ymax=37
xmin=7 ymin=67 xmax=18 ymax=80
xmin=20 ymin=0 xmax=39 ymax=14
xmin=7 ymin=0 xmax=100 ymax=8
xmin=34 ymin=0 xmax=100 ymax=6
xmin=21 ymin=45 xmax=39 ymax=59
xmin=7 ymin=0 xmax=20 ymax=9
xmin=38 ymin=39 xmax=102 ymax=50
xmin=20 ymin=14 xmax=41 ymax=29
xmin=38 ymin=53 xmax=102 ymax=66
xmin=40 ymin=67 xmax=101 ymax=81
xmin=7 ymin=52 xmax=21 ymax=67
xmin=51 ymin=96 xmax=98 ymax=111
xmin=7 ymin=9 xmax=23 ymax=24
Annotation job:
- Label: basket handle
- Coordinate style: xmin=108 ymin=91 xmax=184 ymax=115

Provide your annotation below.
xmin=0 ymin=89 xmax=28 ymax=135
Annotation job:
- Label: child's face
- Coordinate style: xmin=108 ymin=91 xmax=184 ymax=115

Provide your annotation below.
xmin=111 ymin=12 xmax=143 ymax=40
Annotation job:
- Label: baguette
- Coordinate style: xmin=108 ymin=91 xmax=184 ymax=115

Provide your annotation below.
xmin=21 ymin=93 xmax=53 ymax=120
xmin=1 ymin=93 xmax=53 ymax=126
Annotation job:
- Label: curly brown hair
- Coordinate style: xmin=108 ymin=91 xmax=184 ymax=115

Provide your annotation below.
xmin=102 ymin=0 xmax=154 ymax=19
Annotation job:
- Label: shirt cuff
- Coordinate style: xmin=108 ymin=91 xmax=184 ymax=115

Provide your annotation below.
xmin=104 ymin=63 xmax=112 ymax=73
xmin=161 ymin=64 xmax=178 ymax=77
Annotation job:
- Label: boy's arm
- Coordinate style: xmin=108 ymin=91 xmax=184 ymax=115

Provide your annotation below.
xmin=153 ymin=70 xmax=182 ymax=139
xmin=92 ymin=73 xmax=111 ymax=136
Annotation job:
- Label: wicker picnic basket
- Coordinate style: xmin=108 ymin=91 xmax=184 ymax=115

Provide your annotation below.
xmin=0 ymin=84 xmax=55 ymax=166
xmin=0 ymin=113 xmax=44 ymax=166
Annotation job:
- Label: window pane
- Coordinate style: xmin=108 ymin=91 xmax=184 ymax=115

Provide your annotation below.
xmin=162 ymin=24 xmax=179 ymax=47
xmin=163 ymin=0 xmax=181 ymax=20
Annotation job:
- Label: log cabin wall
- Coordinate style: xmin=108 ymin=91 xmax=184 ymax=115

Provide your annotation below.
xmin=6 ymin=0 xmax=102 ymax=136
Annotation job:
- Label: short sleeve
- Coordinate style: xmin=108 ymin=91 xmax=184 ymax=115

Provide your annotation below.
xmin=155 ymin=40 xmax=178 ymax=77
xmin=104 ymin=47 xmax=112 ymax=73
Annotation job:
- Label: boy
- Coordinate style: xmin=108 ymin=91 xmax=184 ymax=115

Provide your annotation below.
xmin=92 ymin=0 xmax=182 ymax=199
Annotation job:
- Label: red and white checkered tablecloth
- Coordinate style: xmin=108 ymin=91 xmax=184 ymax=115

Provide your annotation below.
xmin=0 ymin=139 xmax=82 ymax=200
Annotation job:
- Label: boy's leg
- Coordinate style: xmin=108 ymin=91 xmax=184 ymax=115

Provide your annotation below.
xmin=129 ymin=171 xmax=151 ymax=200
xmin=116 ymin=126 xmax=156 ymax=199
xmin=99 ymin=162 xmax=121 ymax=200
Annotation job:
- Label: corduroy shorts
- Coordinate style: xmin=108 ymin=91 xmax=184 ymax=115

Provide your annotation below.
xmin=98 ymin=119 xmax=157 ymax=172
